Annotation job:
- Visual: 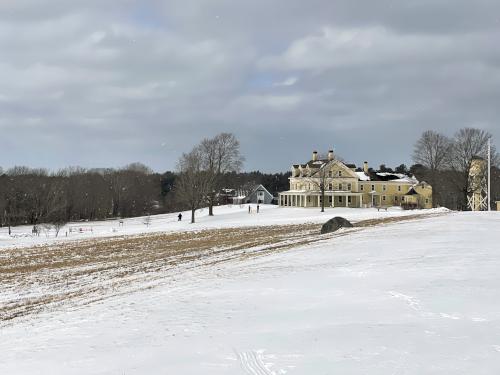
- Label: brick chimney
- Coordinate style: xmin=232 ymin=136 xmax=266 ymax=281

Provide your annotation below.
xmin=328 ymin=150 xmax=334 ymax=161
xmin=312 ymin=151 xmax=318 ymax=161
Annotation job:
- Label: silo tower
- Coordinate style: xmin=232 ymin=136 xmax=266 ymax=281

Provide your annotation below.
xmin=467 ymin=156 xmax=488 ymax=211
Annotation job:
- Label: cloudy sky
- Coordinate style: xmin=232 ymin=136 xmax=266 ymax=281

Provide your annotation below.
xmin=1 ymin=0 xmax=499 ymax=173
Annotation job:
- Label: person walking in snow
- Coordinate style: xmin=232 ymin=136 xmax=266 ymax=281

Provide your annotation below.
xmin=178 ymin=213 xmax=182 ymax=221
xmin=248 ymin=205 xmax=252 ymax=214
xmin=257 ymin=204 xmax=260 ymax=213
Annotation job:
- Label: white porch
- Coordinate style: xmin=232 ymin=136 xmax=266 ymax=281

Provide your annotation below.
xmin=278 ymin=191 xmax=365 ymax=208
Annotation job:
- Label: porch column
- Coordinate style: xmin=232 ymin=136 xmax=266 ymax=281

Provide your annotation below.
xmin=332 ymin=194 xmax=335 ymax=208
xmin=359 ymin=195 xmax=362 ymax=208
xmin=304 ymin=196 xmax=307 ymax=207
xmin=346 ymin=195 xmax=348 ymax=207
xmin=317 ymin=195 xmax=320 ymax=207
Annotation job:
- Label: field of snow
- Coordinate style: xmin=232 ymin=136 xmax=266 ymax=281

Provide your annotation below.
xmin=1 ymin=208 xmax=500 ymax=374
xmin=0 ymin=204 xmax=445 ymax=250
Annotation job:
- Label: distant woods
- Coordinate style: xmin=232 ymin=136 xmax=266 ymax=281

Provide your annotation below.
xmin=0 ymin=164 xmax=161 ymax=233
xmin=0 ymin=146 xmax=291 ymax=229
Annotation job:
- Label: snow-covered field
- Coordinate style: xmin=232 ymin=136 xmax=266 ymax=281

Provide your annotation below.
xmin=1 ymin=207 xmax=500 ymax=374
xmin=0 ymin=204 xmax=445 ymax=250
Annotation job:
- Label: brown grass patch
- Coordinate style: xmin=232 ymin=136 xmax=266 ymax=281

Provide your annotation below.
xmin=0 ymin=211 xmax=447 ymax=325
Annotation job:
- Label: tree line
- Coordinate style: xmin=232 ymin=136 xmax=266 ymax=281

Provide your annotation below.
xmin=0 ymin=133 xmax=291 ymax=231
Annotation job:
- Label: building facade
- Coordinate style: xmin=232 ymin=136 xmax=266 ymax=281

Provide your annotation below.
xmin=232 ymin=184 xmax=274 ymax=205
xmin=279 ymin=151 xmax=433 ymax=209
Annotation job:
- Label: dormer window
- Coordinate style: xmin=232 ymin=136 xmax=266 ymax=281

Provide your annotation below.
xmin=338 ymin=171 xmax=342 ymax=177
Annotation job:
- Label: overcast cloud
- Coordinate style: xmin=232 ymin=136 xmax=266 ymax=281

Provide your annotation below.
xmin=1 ymin=0 xmax=499 ymax=172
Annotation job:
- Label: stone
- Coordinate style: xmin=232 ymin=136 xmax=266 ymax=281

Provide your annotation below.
xmin=320 ymin=216 xmax=353 ymax=234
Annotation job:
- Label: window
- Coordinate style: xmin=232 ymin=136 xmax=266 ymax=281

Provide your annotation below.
xmin=338 ymin=196 xmax=343 ymax=203
xmin=348 ymin=196 xmax=352 ymax=203
xmin=347 ymin=183 xmax=352 ymax=191
xmin=329 ymin=183 xmax=333 ymax=190
xmin=338 ymin=171 xmax=342 ymax=177
xmin=339 ymin=183 xmax=343 ymax=191
xmin=425 ymin=198 xmax=429 ymax=204
xmin=395 ymin=196 xmax=398 ymax=201
xmin=383 ymin=185 xmax=387 ymax=191
xmin=371 ymin=184 xmax=375 ymax=191
xmin=328 ymin=171 xmax=333 ymax=177
xmin=360 ymin=184 xmax=364 ymax=191
xmin=398 ymin=185 xmax=401 ymax=192
xmin=329 ymin=196 xmax=332 ymax=203
xmin=382 ymin=195 xmax=386 ymax=201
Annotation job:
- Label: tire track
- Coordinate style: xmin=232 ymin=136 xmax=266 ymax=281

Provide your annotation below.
xmin=237 ymin=350 xmax=273 ymax=375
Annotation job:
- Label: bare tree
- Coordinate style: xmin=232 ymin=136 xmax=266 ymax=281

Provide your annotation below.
xmin=175 ymin=147 xmax=212 ymax=223
xmin=305 ymin=162 xmax=335 ymax=213
xmin=413 ymin=130 xmax=452 ymax=171
xmin=52 ymin=220 xmax=66 ymax=237
xmin=200 ymin=133 xmax=244 ymax=216
xmin=412 ymin=130 xmax=452 ymax=206
xmin=448 ymin=128 xmax=498 ymax=208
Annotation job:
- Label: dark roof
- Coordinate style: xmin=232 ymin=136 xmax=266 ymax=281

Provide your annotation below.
xmin=405 ymin=187 xmax=419 ymax=195
xmin=345 ymin=163 xmax=356 ymax=169
xmin=304 ymin=159 xmax=328 ymax=168
xmin=368 ymin=171 xmax=407 ymax=181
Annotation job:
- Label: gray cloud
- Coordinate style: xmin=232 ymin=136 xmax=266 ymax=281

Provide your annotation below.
xmin=0 ymin=0 xmax=499 ymax=172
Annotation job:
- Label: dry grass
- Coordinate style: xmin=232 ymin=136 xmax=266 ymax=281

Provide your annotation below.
xmin=0 ymin=212 xmax=447 ymax=325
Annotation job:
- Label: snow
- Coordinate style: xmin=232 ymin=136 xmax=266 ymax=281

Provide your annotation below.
xmin=376 ymin=172 xmax=406 ymax=178
xmin=355 ymin=171 xmax=370 ymax=181
xmin=355 ymin=171 xmax=418 ymax=184
xmin=1 ymin=208 xmax=500 ymax=374
xmin=0 ymin=205 xmax=445 ymax=250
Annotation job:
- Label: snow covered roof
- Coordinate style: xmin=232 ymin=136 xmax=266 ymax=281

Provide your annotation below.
xmin=376 ymin=172 xmax=406 ymax=178
xmin=355 ymin=171 xmax=418 ymax=183
xmin=391 ymin=176 xmax=419 ymax=183
xmin=356 ymin=172 xmax=370 ymax=181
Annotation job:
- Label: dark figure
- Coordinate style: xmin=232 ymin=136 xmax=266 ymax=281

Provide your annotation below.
xmin=248 ymin=205 xmax=251 ymax=214
xmin=178 ymin=213 xmax=182 ymax=221
xmin=257 ymin=204 xmax=260 ymax=213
